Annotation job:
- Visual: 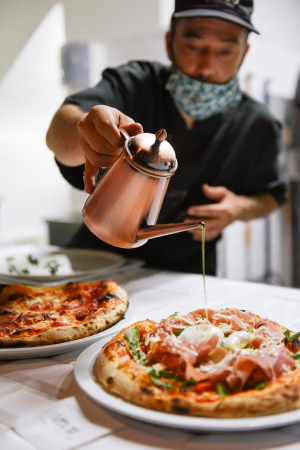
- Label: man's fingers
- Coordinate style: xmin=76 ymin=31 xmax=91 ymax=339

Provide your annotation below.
xmin=84 ymin=158 xmax=99 ymax=194
xmin=119 ymin=121 xmax=143 ymax=137
xmin=187 ymin=205 xmax=219 ymax=217
xmin=202 ymin=184 xmax=228 ymax=201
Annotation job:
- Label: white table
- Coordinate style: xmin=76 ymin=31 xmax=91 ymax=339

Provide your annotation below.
xmin=1 ymin=268 xmax=300 ymax=450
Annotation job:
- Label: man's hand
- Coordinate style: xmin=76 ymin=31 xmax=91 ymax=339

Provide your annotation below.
xmin=46 ymin=104 xmax=143 ymax=194
xmin=78 ymin=105 xmax=143 ymax=193
xmin=185 ymin=184 xmax=278 ymax=241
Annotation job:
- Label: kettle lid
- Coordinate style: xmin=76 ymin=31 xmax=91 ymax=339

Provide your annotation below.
xmin=124 ymin=129 xmax=178 ymax=177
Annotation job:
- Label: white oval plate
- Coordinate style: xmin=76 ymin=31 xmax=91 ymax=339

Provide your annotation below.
xmin=74 ymin=338 xmax=300 ymax=433
xmin=0 ymin=305 xmax=133 ymax=360
xmin=0 ymin=245 xmax=125 ymax=284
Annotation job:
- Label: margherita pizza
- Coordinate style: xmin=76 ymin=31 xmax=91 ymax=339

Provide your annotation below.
xmin=0 ymin=280 xmax=128 ymax=347
xmin=96 ymin=308 xmax=300 ymax=418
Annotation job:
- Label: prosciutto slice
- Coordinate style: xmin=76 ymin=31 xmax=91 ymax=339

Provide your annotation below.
xmin=147 ymin=335 xmax=219 ymax=376
xmin=255 ymin=319 xmax=285 ymax=345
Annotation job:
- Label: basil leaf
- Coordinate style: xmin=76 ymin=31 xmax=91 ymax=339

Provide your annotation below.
xmin=284 ymin=330 xmax=300 ymax=344
xmin=173 ymin=329 xmax=184 ymax=336
xmin=124 ymin=326 xmax=140 ymax=346
xmin=168 ymin=312 xmax=180 ymax=318
xmin=215 ymin=382 xmax=228 ymax=397
xmin=293 ymin=354 xmax=300 ymax=360
xmin=255 ymin=380 xmax=269 ymax=390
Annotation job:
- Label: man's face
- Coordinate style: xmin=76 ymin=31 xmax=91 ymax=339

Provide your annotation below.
xmin=166 ymin=17 xmax=250 ymax=84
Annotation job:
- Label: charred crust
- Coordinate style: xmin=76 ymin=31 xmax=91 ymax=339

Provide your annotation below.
xmin=116 ymin=340 xmax=125 ymax=347
xmin=107 ymin=377 xmax=113 ymax=384
xmin=66 ymin=282 xmax=74 ymax=286
xmin=291 ymin=338 xmax=300 ymax=351
xmin=84 ymin=323 xmax=88 ymax=327
xmin=106 ymin=320 xmax=110 ymax=325
xmin=0 ymin=284 xmax=8 ymax=294
xmin=0 ymin=310 xmax=13 ymax=315
xmin=118 ymin=312 xmax=125 ymax=319
xmin=141 ymin=387 xmax=154 ymax=395
xmin=172 ymin=406 xmax=190 ymax=415
xmin=100 ymin=293 xmax=119 ymax=302
xmin=171 ymin=397 xmax=181 ymax=403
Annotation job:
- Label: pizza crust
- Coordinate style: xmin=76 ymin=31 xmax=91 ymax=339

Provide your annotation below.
xmin=96 ymin=320 xmax=300 ymax=418
xmin=0 ymin=283 xmax=128 ymax=347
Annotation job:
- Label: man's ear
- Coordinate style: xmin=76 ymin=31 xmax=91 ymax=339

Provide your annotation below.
xmin=165 ymin=31 xmax=173 ymax=62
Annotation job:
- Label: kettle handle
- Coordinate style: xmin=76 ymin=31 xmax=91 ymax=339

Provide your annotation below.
xmin=119 ymin=129 xmax=130 ymax=142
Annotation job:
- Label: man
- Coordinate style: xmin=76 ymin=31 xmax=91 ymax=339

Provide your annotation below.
xmin=46 ymin=0 xmax=286 ymax=275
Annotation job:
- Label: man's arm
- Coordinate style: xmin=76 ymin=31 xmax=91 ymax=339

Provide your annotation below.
xmin=46 ymin=104 xmax=143 ymax=193
xmin=46 ymin=104 xmax=87 ymax=166
xmin=185 ymin=184 xmax=278 ymax=241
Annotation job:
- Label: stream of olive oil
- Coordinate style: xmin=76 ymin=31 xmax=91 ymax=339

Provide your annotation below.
xmin=199 ymin=222 xmax=208 ymax=320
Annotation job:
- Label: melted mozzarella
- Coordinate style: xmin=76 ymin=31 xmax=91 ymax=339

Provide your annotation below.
xmin=179 ymin=324 xmax=224 ymax=345
xmin=224 ymin=331 xmax=250 ymax=351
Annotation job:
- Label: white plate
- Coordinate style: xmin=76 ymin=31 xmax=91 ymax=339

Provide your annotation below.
xmin=0 ymin=305 xmax=133 ymax=360
xmin=0 ymin=245 xmax=125 ymax=284
xmin=75 ymin=338 xmax=300 ymax=433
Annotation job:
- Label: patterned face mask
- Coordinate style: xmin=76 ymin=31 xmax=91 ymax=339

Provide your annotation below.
xmin=165 ymin=67 xmax=242 ymax=120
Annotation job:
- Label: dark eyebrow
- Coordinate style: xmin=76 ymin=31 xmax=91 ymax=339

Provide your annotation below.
xmin=183 ymin=30 xmax=239 ymax=44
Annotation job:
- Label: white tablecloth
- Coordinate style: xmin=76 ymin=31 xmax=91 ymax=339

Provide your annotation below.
xmin=1 ymin=268 xmax=300 ymax=450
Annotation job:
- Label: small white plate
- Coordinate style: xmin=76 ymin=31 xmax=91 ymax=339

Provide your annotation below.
xmin=0 ymin=245 xmax=125 ymax=284
xmin=0 ymin=305 xmax=133 ymax=360
xmin=74 ymin=338 xmax=300 ymax=432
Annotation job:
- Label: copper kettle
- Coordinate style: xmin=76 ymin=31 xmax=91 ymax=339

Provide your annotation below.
xmin=82 ymin=129 xmax=202 ymax=248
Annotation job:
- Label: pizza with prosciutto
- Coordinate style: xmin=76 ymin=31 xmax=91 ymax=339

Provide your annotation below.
xmin=0 ymin=280 xmax=128 ymax=347
xmin=96 ymin=308 xmax=300 ymax=418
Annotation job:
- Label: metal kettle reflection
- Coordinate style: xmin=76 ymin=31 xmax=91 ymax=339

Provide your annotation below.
xmin=82 ymin=129 xmax=202 ymax=248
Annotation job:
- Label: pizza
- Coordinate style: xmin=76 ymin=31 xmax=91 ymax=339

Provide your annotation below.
xmin=0 ymin=279 xmax=128 ymax=347
xmin=96 ymin=308 xmax=300 ymax=418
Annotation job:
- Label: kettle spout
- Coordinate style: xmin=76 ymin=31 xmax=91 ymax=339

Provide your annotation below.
xmin=136 ymin=221 xmax=205 ymax=241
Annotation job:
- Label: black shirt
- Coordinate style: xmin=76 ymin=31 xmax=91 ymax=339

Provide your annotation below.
xmin=56 ymin=61 xmax=287 ymax=275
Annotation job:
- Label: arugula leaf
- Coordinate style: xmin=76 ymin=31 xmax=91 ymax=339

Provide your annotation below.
xmin=284 ymin=330 xmax=300 ymax=344
xmin=151 ymin=377 xmax=175 ymax=391
xmin=184 ymin=377 xmax=197 ymax=387
xmin=168 ymin=312 xmax=180 ymax=318
xmin=255 ymin=380 xmax=269 ymax=390
xmin=173 ymin=329 xmax=184 ymax=336
xmin=293 ymin=354 xmax=300 ymax=360
xmin=124 ymin=326 xmax=140 ymax=346
xmin=215 ymin=382 xmax=228 ymax=397
xmin=27 ymin=254 xmax=38 ymax=265
xmin=6 ymin=257 xmax=14 ymax=262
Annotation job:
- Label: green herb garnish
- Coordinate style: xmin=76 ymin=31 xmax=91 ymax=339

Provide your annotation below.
xmin=151 ymin=377 xmax=175 ymax=391
xmin=284 ymin=330 xmax=300 ymax=344
xmin=255 ymin=380 xmax=269 ymax=390
xmin=293 ymin=354 xmax=300 ymax=361
xmin=215 ymin=382 xmax=228 ymax=397
xmin=124 ymin=326 xmax=140 ymax=346
xmin=45 ymin=261 xmax=60 ymax=275
xmin=168 ymin=312 xmax=180 ymax=318
xmin=124 ymin=326 xmax=147 ymax=365
xmin=173 ymin=329 xmax=184 ymax=336
xmin=27 ymin=254 xmax=38 ymax=265
xmin=6 ymin=257 xmax=14 ymax=262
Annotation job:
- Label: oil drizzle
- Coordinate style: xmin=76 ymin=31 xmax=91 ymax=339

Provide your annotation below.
xmin=199 ymin=222 xmax=208 ymax=320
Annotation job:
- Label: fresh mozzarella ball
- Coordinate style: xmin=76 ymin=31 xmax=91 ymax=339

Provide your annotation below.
xmin=209 ymin=326 xmax=224 ymax=344
xmin=224 ymin=331 xmax=250 ymax=351
xmin=179 ymin=325 xmax=224 ymax=345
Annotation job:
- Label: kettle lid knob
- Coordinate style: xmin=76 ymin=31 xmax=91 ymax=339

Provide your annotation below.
xmin=124 ymin=129 xmax=178 ymax=177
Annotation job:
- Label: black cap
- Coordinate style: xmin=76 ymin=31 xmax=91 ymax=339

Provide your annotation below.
xmin=173 ymin=0 xmax=259 ymax=34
